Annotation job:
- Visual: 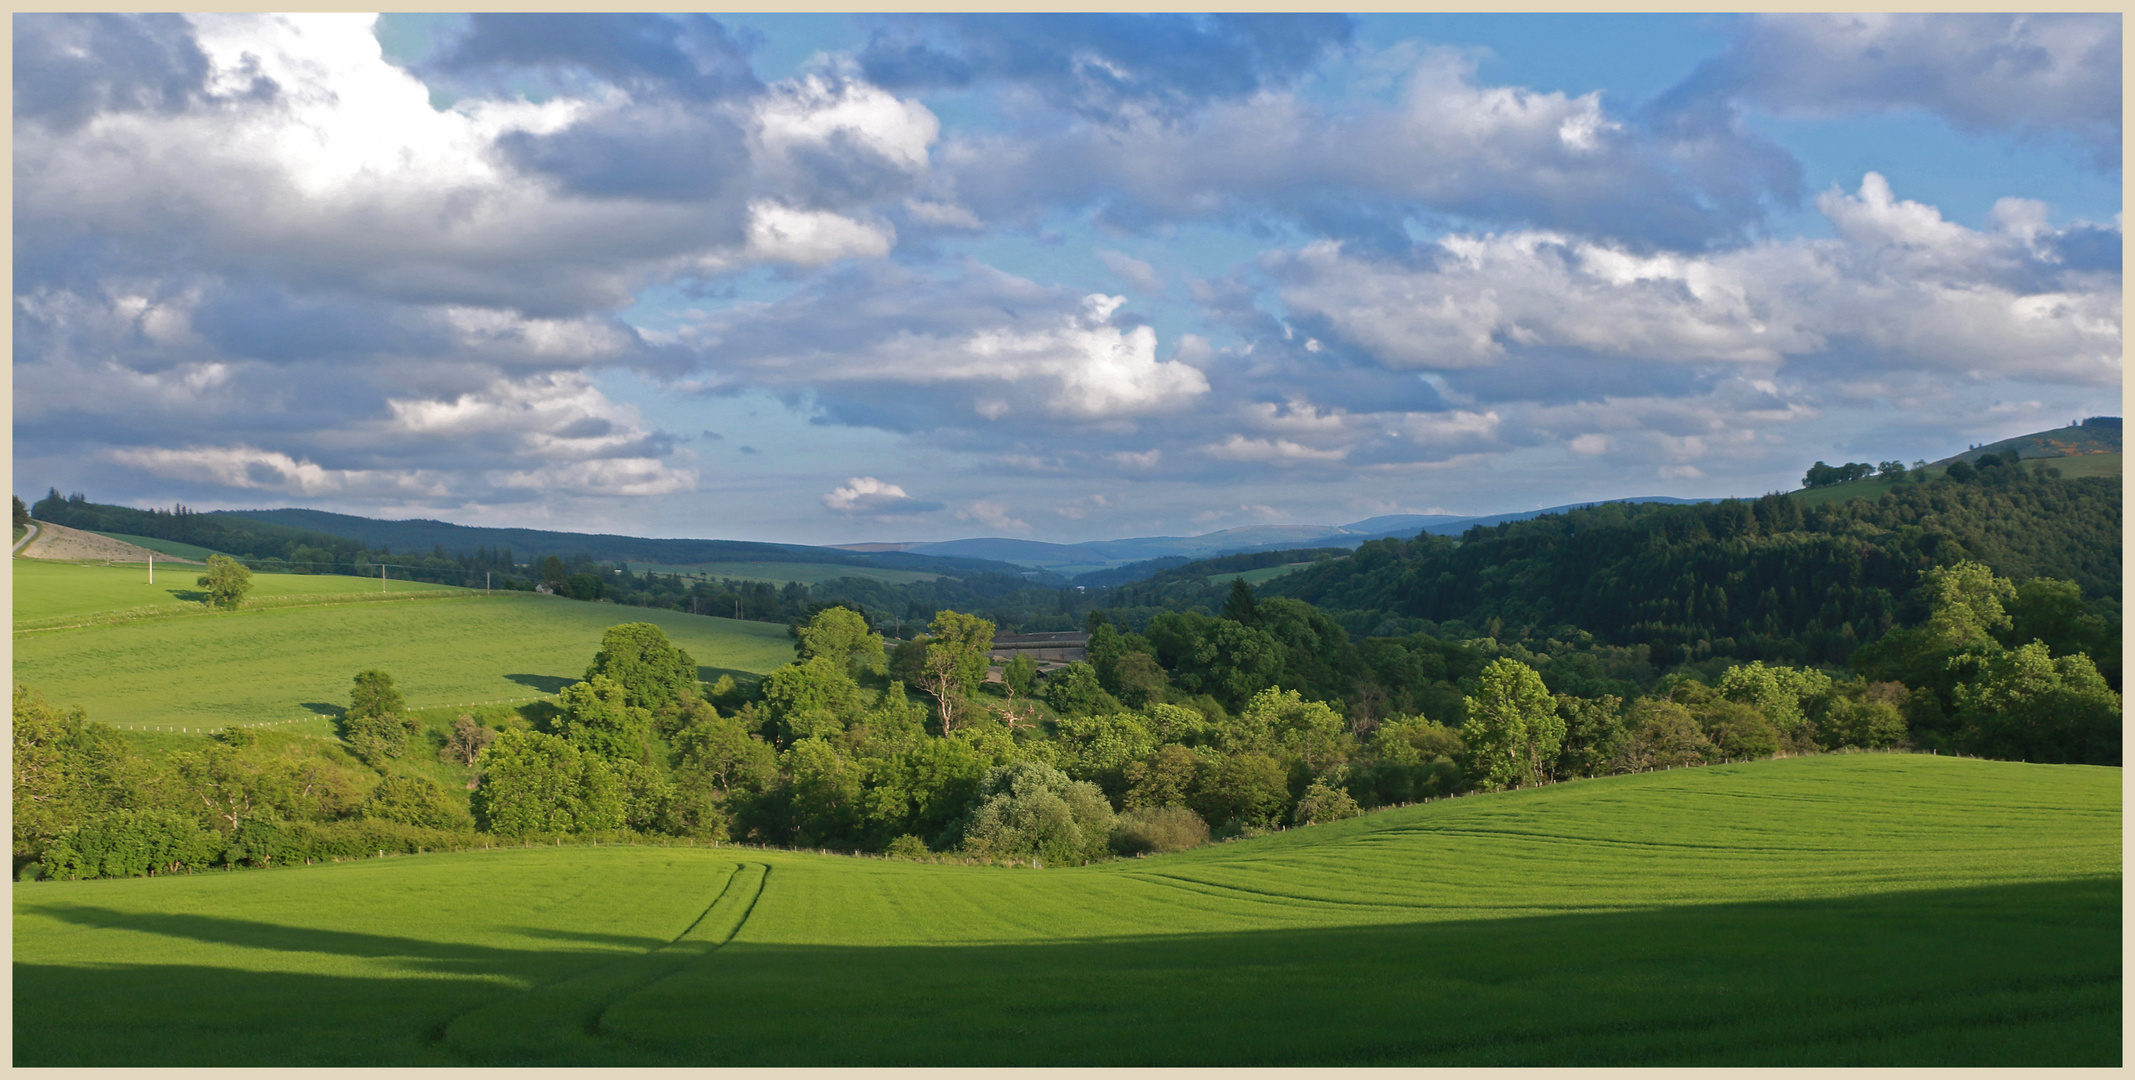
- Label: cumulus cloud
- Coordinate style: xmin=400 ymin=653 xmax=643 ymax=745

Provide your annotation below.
xmin=822 ymin=476 xmax=942 ymax=515
xmin=1271 ymin=174 xmax=2120 ymax=386
xmin=939 ymin=45 xmax=1795 ymax=248
xmin=957 ymin=500 xmax=1030 ymax=532
xmin=1664 ymin=14 xmax=2121 ymax=167
xmin=675 ymin=263 xmax=1209 ymax=428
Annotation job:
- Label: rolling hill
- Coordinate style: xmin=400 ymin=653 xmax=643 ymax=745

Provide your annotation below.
xmin=13 ymin=561 xmax=796 ymax=735
xmin=13 ymin=753 xmax=2118 ymax=1066
xmin=222 ymin=507 xmax=1017 ymax=578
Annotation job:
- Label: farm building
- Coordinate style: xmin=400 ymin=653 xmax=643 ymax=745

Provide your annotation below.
xmin=985 ymin=631 xmax=1089 ymax=681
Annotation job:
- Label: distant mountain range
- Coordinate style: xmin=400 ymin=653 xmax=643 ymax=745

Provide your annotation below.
xmin=838 ymin=497 xmax=1718 ymax=572
xmin=220 ymin=507 xmax=1025 ymax=578
xmin=209 ymin=419 xmax=2116 ymax=582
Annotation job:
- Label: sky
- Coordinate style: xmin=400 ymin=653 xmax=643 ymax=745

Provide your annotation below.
xmin=13 ymin=13 xmax=2123 ymax=545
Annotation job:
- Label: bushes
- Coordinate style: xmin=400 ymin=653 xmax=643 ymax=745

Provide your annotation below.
xmin=362 ymin=775 xmax=473 ymax=831
xmin=224 ymin=817 xmax=481 ymax=869
xmin=960 ymin=762 xmax=1115 ymax=865
xmin=42 ymin=810 xmax=221 ymax=880
xmin=1112 ymin=806 xmax=1209 ymax=855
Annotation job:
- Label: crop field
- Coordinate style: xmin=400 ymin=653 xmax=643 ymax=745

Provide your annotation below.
xmin=13 ymin=563 xmax=795 ymax=733
xmin=14 ymin=754 xmax=2118 ymax=1067
xmin=621 ymin=559 xmax=939 ymax=586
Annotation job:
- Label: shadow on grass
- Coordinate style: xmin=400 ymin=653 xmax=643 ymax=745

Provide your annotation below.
xmin=299 ymin=702 xmax=347 ymax=720
xmin=504 ymin=674 xmax=575 ymax=695
xmin=15 ymin=877 xmax=2121 ymax=1068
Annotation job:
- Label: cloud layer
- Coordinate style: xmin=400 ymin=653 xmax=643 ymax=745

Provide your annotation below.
xmin=13 ymin=12 xmax=2120 ymax=540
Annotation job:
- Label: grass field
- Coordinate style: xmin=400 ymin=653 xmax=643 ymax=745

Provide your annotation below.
xmin=1207 ymin=562 xmax=1314 ymax=586
xmin=622 ymin=559 xmax=939 ymax=586
xmin=87 ymin=532 xmax=234 ymax=560
xmin=13 ymin=754 xmax=2119 ymax=1067
xmin=13 ymin=559 xmax=463 ymax=627
xmin=13 ymin=563 xmax=796 ymax=734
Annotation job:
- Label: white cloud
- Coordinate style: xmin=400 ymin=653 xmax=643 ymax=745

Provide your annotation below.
xmin=109 ymin=444 xmax=455 ymax=499
xmin=1687 ymin=14 xmax=2121 ymax=166
xmin=1272 ymin=174 xmax=2119 ymax=385
xmin=821 ymin=476 xmax=939 ymax=516
xmin=957 ymin=500 xmax=1030 ymax=532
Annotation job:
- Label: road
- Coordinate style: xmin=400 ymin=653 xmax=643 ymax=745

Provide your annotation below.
xmin=13 ymin=520 xmax=39 ymax=555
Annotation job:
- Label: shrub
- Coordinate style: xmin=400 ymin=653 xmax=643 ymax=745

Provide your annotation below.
xmin=43 ymin=810 xmax=221 ymax=880
xmin=361 ymin=775 xmax=472 ymax=831
xmin=224 ymin=817 xmax=480 ymax=868
xmin=960 ymin=761 xmax=1115 ymax=865
xmin=885 ymin=834 xmax=931 ymax=859
xmin=472 ymin=730 xmax=626 ymax=837
xmin=1111 ymin=806 xmax=1209 ymax=856
xmin=1292 ymin=779 xmax=1361 ymax=826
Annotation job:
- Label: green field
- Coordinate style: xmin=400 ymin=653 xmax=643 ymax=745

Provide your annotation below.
xmin=13 ymin=754 xmax=2119 ymax=1066
xmin=1207 ymin=562 xmax=1314 ymax=586
xmin=623 ymin=559 xmax=939 ymax=586
xmin=87 ymin=532 xmax=235 ymax=561
xmin=13 ymin=559 xmax=462 ymax=627
xmin=13 ymin=563 xmax=796 ymax=733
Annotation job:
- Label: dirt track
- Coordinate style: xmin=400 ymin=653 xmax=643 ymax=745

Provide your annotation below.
xmin=16 ymin=521 xmax=201 ymax=564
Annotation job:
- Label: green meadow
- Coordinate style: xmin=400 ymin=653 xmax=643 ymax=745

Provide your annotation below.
xmin=13 ymin=562 xmax=796 ymax=733
xmin=14 ymin=558 xmax=461 ymax=626
xmin=13 ymin=754 xmax=2119 ymax=1067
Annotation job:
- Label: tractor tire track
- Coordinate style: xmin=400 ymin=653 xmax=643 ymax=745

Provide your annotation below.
xmin=436 ymin=862 xmax=767 ymax=1066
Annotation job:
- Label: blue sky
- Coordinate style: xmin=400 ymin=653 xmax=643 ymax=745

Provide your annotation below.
xmin=14 ymin=13 xmax=2122 ymax=544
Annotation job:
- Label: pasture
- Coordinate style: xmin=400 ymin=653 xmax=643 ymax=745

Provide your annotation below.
xmin=13 ymin=562 xmax=796 ymax=733
xmin=14 ymin=559 xmax=461 ymax=627
xmin=14 ymin=754 xmax=2119 ymax=1067
xmin=622 ymin=559 xmax=939 ymax=586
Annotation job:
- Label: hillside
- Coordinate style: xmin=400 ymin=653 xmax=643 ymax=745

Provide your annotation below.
xmin=13 ymin=561 xmax=794 ymax=734
xmin=1938 ymin=418 xmax=2121 ymax=465
xmin=15 ymin=521 xmax=186 ymax=564
xmin=14 ymin=754 xmax=2117 ymax=1066
xmin=1250 ymin=464 xmax=2118 ymax=665
xmin=896 ymin=498 xmax=1716 ymax=573
xmin=224 ymin=507 xmax=1015 ymax=577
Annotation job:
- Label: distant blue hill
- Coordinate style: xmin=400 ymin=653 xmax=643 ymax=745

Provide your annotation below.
xmin=896 ymin=497 xmax=1722 ymax=577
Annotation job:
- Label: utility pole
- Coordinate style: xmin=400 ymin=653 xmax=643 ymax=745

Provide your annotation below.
xmin=381 ymin=562 xmax=386 ymax=592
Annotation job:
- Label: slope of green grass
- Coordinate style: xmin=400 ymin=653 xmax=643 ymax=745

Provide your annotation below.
xmin=622 ymin=559 xmax=939 ymax=585
xmin=14 ymin=755 xmax=2118 ymax=1066
xmin=13 ymin=574 xmax=795 ymax=733
xmin=13 ymin=559 xmax=461 ymax=626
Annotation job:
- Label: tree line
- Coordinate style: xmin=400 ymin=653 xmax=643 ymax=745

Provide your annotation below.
xmin=17 ymin=546 xmax=2116 ymax=882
